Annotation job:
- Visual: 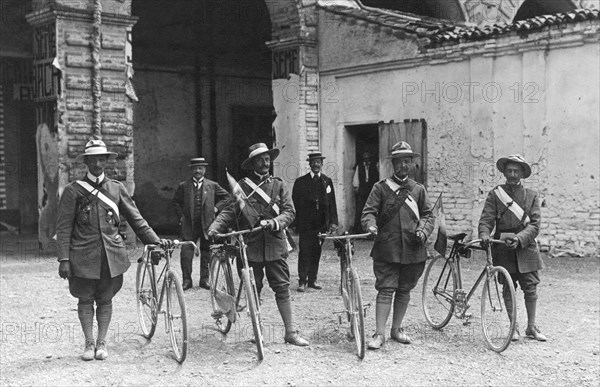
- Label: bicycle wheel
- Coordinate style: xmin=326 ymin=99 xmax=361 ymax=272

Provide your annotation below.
xmin=349 ymin=268 xmax=366 ymax=359
xmin=422 ymin=256 xmax=456 ymax=329
xmin=136 ymin=260 xmax=158 ymax=338
xmin=243 ymin=268 xmax=264 ymax=361
xmin=209 ymin=256 xmax=235 ymax=334
xmin=481 ymin=266 xmax=516 ymax=353
xmin=166 ymin=270 xmax=188 ymax=363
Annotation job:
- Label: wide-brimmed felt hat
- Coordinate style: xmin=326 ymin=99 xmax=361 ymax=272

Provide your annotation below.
xmin=386 ymin=141 xmax=420 ymax=159
xmin=241 ymin=143 xmax=280 ymax=170
xmin=75 ymin=139 xmax=118 ymax=162
xmin=306 ymin=152 xmax=326 ymax=162
xmin=188 ymin=157 xmax=209 ymax=167
xmin=496 ymin=154 xmax=531 ymax=178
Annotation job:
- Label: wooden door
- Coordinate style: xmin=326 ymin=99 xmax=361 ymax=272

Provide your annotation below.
xmin=378 ymin=119 xmax=427 ymax=185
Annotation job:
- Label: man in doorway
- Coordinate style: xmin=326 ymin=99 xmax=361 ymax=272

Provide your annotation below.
xmin=362 ymin=141 xmax=435 ymax=350
xmin=478 ymin=154 xmax=546 ymax=341
xmin=353 ymin=151 xmax=379 ymax=232
xmin=56 ymin=139 xmax=171 ymax=361
xmin=292 ymin=152 xmax=338 ymax=292
xmin=208 ymin=143 xmax=309 ymax=346
xmin=173 ymin=157 xmax=229 ymax=291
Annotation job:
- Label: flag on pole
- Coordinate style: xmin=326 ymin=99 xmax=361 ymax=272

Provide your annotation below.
xmin=433 ymin=193 xmax=448 ymax=258
xmin=226 ymin=169 xmax=260 ymax=227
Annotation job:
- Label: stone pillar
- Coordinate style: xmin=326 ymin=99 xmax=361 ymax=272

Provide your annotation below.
xmin=268 ymin=0 xmax=319 ymax=185
xmin=27 ymin=0 xmax=137 ymax=246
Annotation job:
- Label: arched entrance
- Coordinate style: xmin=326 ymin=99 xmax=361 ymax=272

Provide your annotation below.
xmin=130 ymin=0 xmax=312 ymax=233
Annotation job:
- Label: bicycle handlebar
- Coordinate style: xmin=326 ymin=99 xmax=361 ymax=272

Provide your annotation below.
xmin=145 ymin=240 xmax=198 ymax=252
xmin=462 ymin=238 xmax=504 ymax=248
xmin=215 ymin=226 xmax=263 ymax=239
xmin=318 ymin=232 xmax=372 ymax=240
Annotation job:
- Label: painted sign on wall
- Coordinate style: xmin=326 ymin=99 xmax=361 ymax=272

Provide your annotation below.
xmin=32 ymin=23 xmax=61 ymax=101
xmin=272 ymin=47 xmax=299 ymax=79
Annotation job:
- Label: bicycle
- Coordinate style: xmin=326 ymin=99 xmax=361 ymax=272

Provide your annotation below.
xmin=421 ymin=233 xmax=517 ymax=352
xmin=135 ymin=240 xmax=197 ymax=363
xmin=318 ymin=232 xmax=371 ymax=359
xmin=209 ymin=226 xmax=265 ymax=361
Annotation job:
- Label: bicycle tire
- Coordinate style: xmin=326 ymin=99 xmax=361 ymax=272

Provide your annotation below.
xmin=136 ymin=260 xmax=158 ymax=338
xmin=349 ymin=268 xmax=366 ymax=359
xmin=422 ymin=256 xmax=457 ymax=329
xmin=166 ymin=270 xmax=188 ymax=363
xmin=209 ymin=256 xmax=235 ymax=334
xmin=243 ymin=268 xmax=264 ymax=361
xmin=481 ymin=266 xmax=516 ymax=353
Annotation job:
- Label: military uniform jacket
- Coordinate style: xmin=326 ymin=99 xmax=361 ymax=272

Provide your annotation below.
xmin=361 ymin=177 xmax=435 ymax=264
xmin=292 ymin=173 xmax=338 ymax=234
xmin=210 ymin=174 xmax=295 ymax=262
xmin=173 ymin=178 xmax=229 ymax=240
xmin=56 ymin=176 xmax=160 ymax=279
xmin=478 ymin=183 xmax=544 ymax=274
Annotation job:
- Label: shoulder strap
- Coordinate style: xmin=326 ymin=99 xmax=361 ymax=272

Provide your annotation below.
xmin=383 ymin=179 xmax=420 ymax=220
xmin=76 ymin=180 xmax=120 ymax=218
xmin=494 ymin=186 xmax=530 ymax=226
xmin=242 ymin=177 xmax=280 ymax=215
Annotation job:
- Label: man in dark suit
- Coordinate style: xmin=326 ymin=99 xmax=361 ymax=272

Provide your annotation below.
xmin=56 ymin=139 xmax=171 ymax=361
xmin=292 ymin=152 xmax=338 ymax=292
xmin=174 ymin=157 xmax=229 ymax=290
xmin=479 ymin=154 xmax=546 ymax=342
xmin=353 ymin=151 xmax=379 ymax=232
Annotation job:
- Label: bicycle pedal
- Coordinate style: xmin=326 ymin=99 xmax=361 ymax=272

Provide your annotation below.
xmin=211 ymin=311 xmax=224 ymax=319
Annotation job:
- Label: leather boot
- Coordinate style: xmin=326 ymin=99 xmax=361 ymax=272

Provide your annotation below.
xmin=525 ymin=299 xmax=547 ymax=341
xmin=95 ymin=303 xmax=112 ymax=359
xmin=277 ymin=296 xmax=309 ymax=346
xmin=368 ymin=300 xmax=392 ymax=350
xmin=77 ymin=303 xmax=95 ymax=360
xmin=503 ymin=290 xmax=519 ymax=341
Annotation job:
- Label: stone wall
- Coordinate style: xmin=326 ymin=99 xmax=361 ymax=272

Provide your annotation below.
xmin=318 ymin=10 xmax=600 ymax=254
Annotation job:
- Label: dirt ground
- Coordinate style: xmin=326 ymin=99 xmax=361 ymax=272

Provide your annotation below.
xmin=1 ymin=233 xmax=599 ymax=386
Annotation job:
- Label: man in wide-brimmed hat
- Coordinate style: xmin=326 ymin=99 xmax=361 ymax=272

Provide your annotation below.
xmin=173 ymin=157 xmax=229 ymax=290
xmin=292 ymin=151 xmax=338 ymax=292
xmin=479 ymin=154 xmax=547 ymax=342
xmin=56 ymin=139 xmax=172 ymax=361
xmin=209 ymin=143 xmax=309 ymax=346
xmin=361 ymin=141 xmax=435 ymax=350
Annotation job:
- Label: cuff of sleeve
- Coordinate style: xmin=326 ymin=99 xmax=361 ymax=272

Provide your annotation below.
xmin=273 ymin=219 xmax=280 ymax=231
xmin=58 ymin=258 xmax=69 ymax=262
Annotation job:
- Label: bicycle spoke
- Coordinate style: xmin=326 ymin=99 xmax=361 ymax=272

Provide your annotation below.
xmin=136 ymin=262 xmax=158 ymax=338
xmin=166 ymin=271 xmax=188 ymax=363
xmin=422 ymin=257 xmax=456 ymax=329
xmin=481 ymin=267 xmax=516 ymax=353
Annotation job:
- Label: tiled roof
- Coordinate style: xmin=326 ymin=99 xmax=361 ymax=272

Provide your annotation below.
xmin=318 ymin=4 xmax=600 ymax=47
xmin=431 ymin=8 xmax=600 ymax=46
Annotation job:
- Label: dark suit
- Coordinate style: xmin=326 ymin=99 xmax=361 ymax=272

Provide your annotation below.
xmin=353 ymin=162 xmax=379 ymax=231
xmin=173 ymin=178 xmax=229 ymax=284
xmin=292 ymin=172 xmax=338 ymax=285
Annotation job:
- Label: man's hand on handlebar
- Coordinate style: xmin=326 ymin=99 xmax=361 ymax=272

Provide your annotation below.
xmin=480 ymin=234 xmax=490 ymax=248
xmin=260 ymin=219 xmax=276 ymax=231
xmin=328 ymin=224 xmax=339 ymax=234
xmin=505 ymin=236 xmax=519 ymax=249
xmin=159 ymin=239 xmax=174 ymax=250
xmin=208 ymin=228 xmax=219 ymax=238
xmin=368 ymin=226 xmax=378 ymax=236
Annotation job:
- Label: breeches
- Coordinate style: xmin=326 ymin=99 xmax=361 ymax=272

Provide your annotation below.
xmin=239 ymin=258 xmax=291 ymax=302
xmin=501 ymin=270 xmax=540 ymax=301
xmin=373 ymin=260 xmax=426 ymax=304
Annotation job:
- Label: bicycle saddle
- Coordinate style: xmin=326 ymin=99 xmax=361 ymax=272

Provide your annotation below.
xmin=448 ymin=233 xmax=468 ymax=241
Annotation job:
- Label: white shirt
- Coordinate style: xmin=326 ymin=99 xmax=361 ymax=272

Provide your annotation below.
xmin=87 ymin=172 xmax=105 ymax=185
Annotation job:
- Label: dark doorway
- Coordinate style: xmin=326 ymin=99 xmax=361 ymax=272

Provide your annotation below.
xmin=227 ymin=105 xmax=274 ymax=182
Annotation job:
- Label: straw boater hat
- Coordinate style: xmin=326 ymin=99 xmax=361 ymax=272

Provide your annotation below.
xmin=75 ymin=139 xmax=118 ymax=162
xmin=188 ymin=157 xmax=209 ymax=167
xmin=496 ymin=154 xmax=531 ymax=179
xmin=306 ymin=152 xmax=326 ymax=162
xmin=241 ymin=143 xmax=280 ymax=170
xmin=386 ymin=141 xmax=420 ymax=159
